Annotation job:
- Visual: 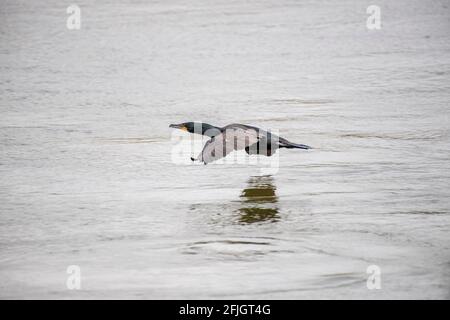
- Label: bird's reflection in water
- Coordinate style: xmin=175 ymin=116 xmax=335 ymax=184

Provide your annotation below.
xmin=237 ymin=175 xmax=280 ymax=224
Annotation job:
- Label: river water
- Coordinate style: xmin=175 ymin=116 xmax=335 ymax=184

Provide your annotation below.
xmin=1 ymin=0 xmax=449 ymax=299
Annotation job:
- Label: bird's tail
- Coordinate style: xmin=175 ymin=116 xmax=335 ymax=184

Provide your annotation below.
xmin=279 ymin=139 xmax=311 ymax=150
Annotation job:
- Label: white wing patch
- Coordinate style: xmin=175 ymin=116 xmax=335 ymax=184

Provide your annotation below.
xmin=196 ymin=128 xmax=260 ymax=164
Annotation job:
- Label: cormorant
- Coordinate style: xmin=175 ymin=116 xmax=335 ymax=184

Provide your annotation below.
xmin=169 ymin=122 xmax=311 ymax=164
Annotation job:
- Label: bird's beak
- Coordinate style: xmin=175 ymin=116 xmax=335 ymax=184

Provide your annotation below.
xmin=169 ymin=124 xmax=188 ymax=131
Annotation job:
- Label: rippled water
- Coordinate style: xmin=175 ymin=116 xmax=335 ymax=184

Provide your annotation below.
xmin=1 ymin=0 xmax=449 ymax=299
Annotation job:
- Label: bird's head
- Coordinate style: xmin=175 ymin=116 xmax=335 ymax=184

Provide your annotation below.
xmin=169 ymin=122 xmax=221 ymax=137
xmin=169 ymin=122 xmax=195 ymax=133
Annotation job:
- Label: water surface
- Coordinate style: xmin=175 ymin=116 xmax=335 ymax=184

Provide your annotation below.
xmin=1 ymin=0 xmax=449 ymax=299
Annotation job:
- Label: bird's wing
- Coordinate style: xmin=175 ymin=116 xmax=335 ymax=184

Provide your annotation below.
xmin=196 ymin=127 xmax=260 ymax=164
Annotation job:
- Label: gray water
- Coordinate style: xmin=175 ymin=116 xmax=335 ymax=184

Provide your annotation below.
xmin=1 ymin=0 xmax=450 ymax=299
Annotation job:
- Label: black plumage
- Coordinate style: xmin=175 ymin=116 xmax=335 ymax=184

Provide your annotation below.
xmin=169 ymin=122 xmax=311 ymax=164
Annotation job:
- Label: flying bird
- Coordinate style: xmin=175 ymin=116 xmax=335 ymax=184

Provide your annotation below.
xmin=169 ymin=122 xmax=311 ymax=165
